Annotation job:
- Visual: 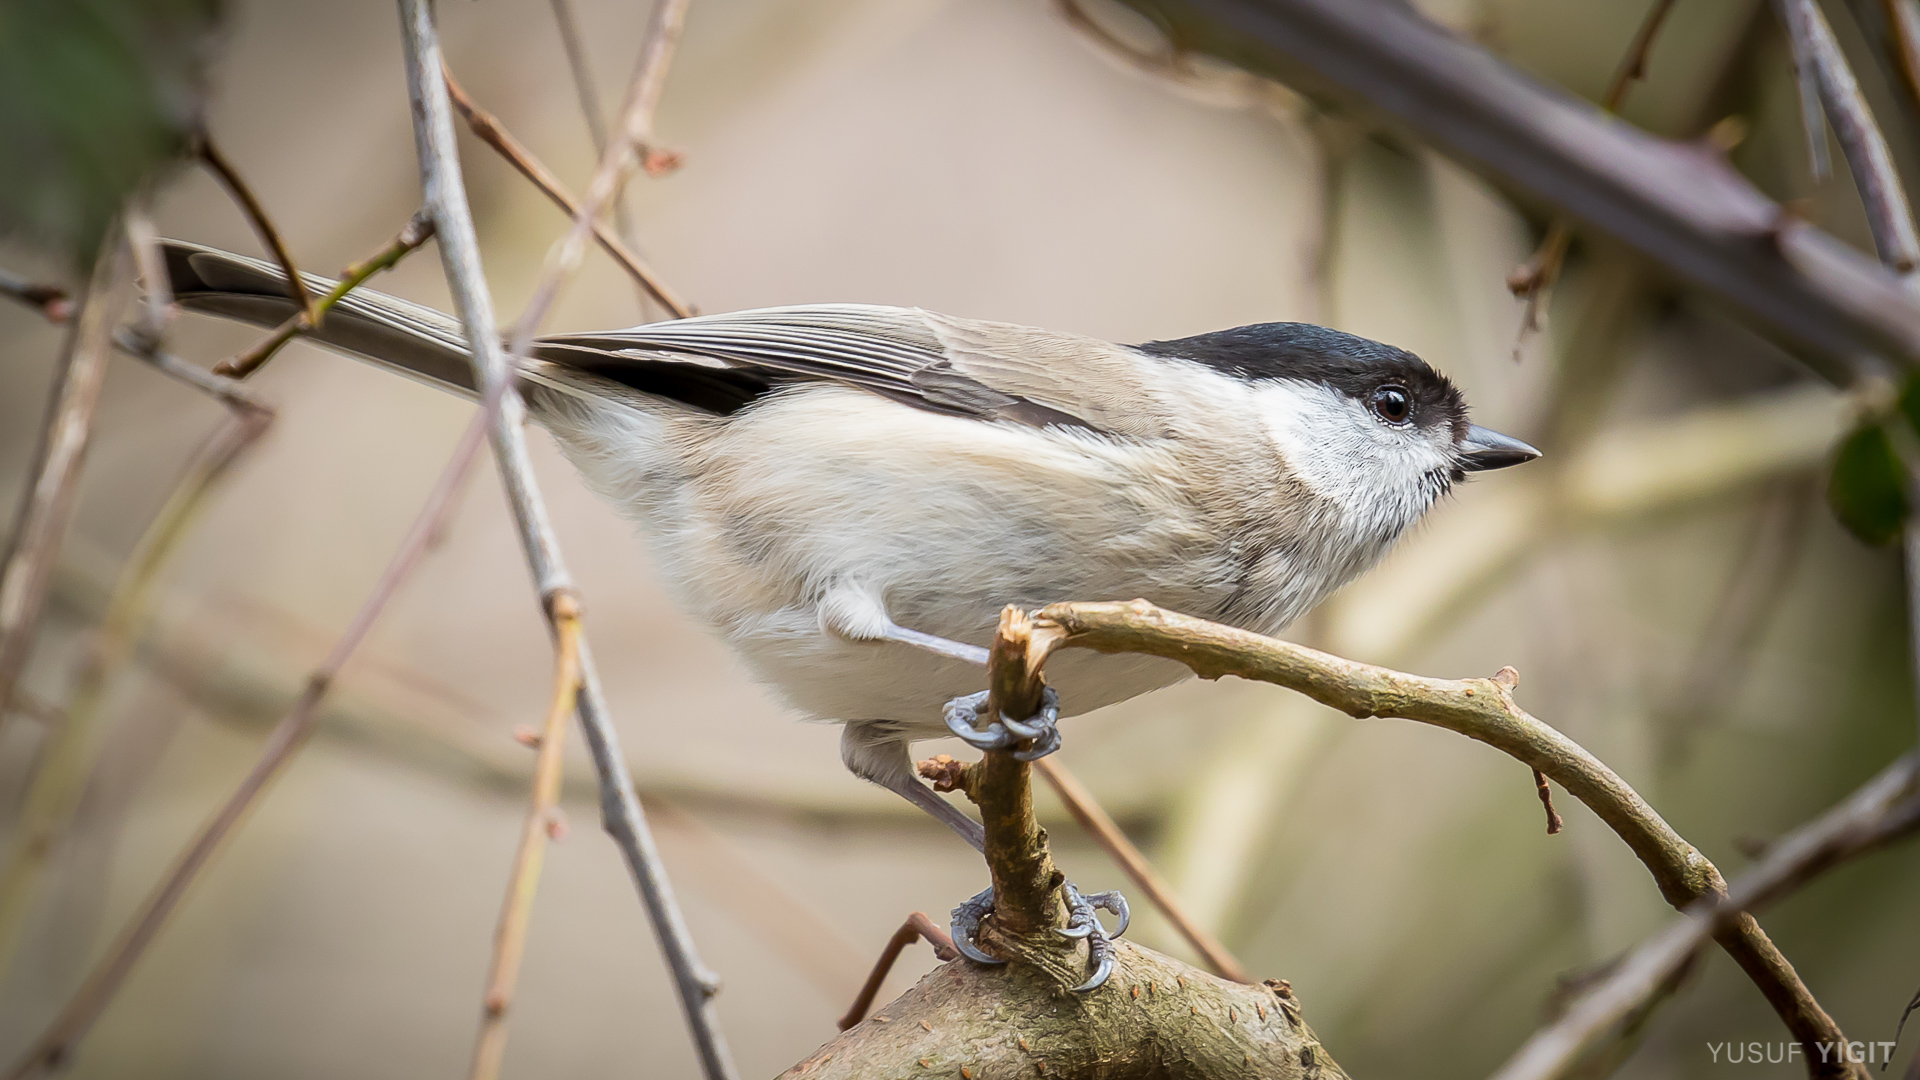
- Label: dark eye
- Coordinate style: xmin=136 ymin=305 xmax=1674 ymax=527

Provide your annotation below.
xmin=1370 ymin=385 xmax=1412 ymax=425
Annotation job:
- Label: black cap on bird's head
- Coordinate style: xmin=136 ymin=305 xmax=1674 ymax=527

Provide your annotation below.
xmin=1135 ymin=322 xmax=1540 ymax=474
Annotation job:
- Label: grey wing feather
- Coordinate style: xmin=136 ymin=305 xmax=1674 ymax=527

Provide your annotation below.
xmin=161 ymin=240 xmax=1165 ymax=434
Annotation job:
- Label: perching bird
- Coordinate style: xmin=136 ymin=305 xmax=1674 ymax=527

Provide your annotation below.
xmin=162 ymin=240 xmax=1539 ymax=987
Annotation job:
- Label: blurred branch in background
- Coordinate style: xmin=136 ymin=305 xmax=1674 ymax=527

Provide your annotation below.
xmin=1034 ymin=600 xmax=1861 ymax=1075
xmin=1492 ymin=752 xmax=1920 ymax=1080
xmin=546 ymin=0 xmax=655 ymax=316
xmin=0 ymin=233 xmax=131 ymax=747
xmin=396 ymin=1 xmax=737 ymax=1076
xmin=442 ymin=66 xmax=691 ymax=318
xmin=1506 ymin=0 xmax=1678 ymax=351
xmin=3 ymin=399 xmax=496 ymax=1080
xmin=1111 ymin=0 xmax=1920 ymax=385
xmin=0 ymin=331 xmax=272 ymax=983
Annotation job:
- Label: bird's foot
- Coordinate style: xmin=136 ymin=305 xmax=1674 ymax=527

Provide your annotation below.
xmin=942 ymin=687 xmax=1062 ymax=760
xmin=947 ymin=881 xmax=1129 ymax=992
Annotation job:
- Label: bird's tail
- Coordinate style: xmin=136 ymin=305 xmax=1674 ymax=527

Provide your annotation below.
xmin=162 ymin=240 xmax=479 ymax=398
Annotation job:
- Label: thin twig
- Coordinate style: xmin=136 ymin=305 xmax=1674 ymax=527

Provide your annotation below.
xmin=1531 ymin=767 xmax=1565 ymax=834
xmin=213 ymin=211 xmax=436 ymax=379
xmin=395 ymin=3 xmax=736 ymax=1077
xmin=546 ymin=0 xmax=654 ymax=315
xmin=1030 ymin=756 xmax=1251 ymax=982
xmin=195 ymin=134 xmax=316 ymax=323
xmin=836 ymin=913 xmax=958 ymax=1031
xmin=1035 ymin=600 xmax=1862 ymax=1073
xmin=442 ymin=66 xmax=691 ymax=318
xmin=0 ymin=233 xmax=131 ymax=745
xmin=3 ymin=401 xmax=494 ymax=1080
xmin=0 ymin=395 xmax=272 ymax=979
xmin=0 ymin=268 xmax=74 ymax=323
xmin=1781 ymin=0 xmax=1920 ymax=272
xmin=1506 ymin=0 xmax=1677 ymax=351
xmin=1490 ymin=753 xmax=1920 ymax=1080
xmin=508 ymin=0 xmax=691 ymax=351
xmin=469 ymin=592 xmax=583 ymax=1080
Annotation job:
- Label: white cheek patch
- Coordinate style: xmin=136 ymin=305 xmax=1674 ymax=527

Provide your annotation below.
xmin=1249 ymin=378 xmax=1454 ymax=529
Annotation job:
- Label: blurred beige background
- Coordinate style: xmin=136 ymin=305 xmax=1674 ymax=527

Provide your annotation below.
xmin=2 ymin=0 xmax=1916 ymax=1077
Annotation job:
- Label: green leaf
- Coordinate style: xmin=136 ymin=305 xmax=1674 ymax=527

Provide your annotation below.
xmin=0 ymin=0 xmax=224 ymax=267
xmin=1829 ymin=423 xmax=1908 ymax=547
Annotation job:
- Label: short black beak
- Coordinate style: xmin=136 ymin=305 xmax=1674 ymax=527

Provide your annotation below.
xmin=1458 ymin=425 xmax=1542 ymax=471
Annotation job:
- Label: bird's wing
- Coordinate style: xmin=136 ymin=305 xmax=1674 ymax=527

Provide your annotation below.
xmin=542 ymin=306 xmax=1172 ymax=435
xmin=162 ymin=239 xmax=1171 ymax=433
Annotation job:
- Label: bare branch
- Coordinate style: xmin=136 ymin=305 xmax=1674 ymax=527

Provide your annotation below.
xmin=213 ymin=211 xmax=435 ymax=379
xmin=0 ymin=234 xmax=131 ymax=745
xmin=0 ymin=388 xmax=272 ymax=980
xmin=1113 ymin=0 xmax=1920 ymax=385
xmin=3 ymin=401 xmax=493 ymax=1080
xmin=442 ymin=66 xmax=691 ymax=318
xmin=1032 ymin=756 xmax=1251 ymax=983
xmin=0 ymin=268 xmax=74 ymax=323
xmin=1780 ymin=0 xmax=1920 ymax=272
xmin=1507 ymin=0 xmax=1677 ymax=344
xmin=836 ymin=912 xmax=958 ymax=1031
xmin=1034 ymin=600 xmax=1860 ymax=1072
xmin=509 ymin=0 xmax=691 ymax=350
xmin=195 ymin=134 xmax=317 ymax=323
xmin=1491 ymin=753 xmax=1920 ymax=1080
xmin=469 ymin=592 xmax=583 ymax=1080
xmin=394 ymin=3 xmax=736 ymax=1076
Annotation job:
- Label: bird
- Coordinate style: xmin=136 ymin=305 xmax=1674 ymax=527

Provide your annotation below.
xmin=160 ymin=240 xmax=1539 ymax=987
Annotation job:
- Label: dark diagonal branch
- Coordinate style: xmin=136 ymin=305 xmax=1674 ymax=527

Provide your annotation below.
xmin=1034 ymin=600 xmax=1861 ymax=1077
xmin=442 ymin=66 xmax=691 ymax=318
xmin=1114 ymin=0 xmax=1920 ymax=385
xmin=1491 ymin=753 xmax=1920 ymax=1080
xmin=0 ymin=235 xmax=131 ymax=745
xmin=195 ymin=134 xmax=316 ymax=324
xmin=395 ymin=3 xmax=737 ymax=1078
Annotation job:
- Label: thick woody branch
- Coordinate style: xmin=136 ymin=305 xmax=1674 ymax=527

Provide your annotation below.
xmin=1034 ymin=600 xmax=1861 ymax=1077
xmin=790 ymin=609 xmax=1341 ymax=1079
xmin=1113 ymin=0 xmax=1920 ymax=384
xmin=394 ymin=3 xmax=736 ymax=1077
xmin=1492 ymin=752 xmax=1920 ymax=1080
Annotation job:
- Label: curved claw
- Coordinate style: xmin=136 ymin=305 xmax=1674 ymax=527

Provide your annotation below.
xmin=1071 ymin=952 xmax=1115 ymax=993
xmin=1055 ymin=921 xmax=1094 ymax=939
xmin=999 ymin=712 xmax=1045 ymax=740
xmin=1081 ymin=890 xmax=1130 ymax=938
xmin=944 ymin=692 xmax=1012 ymax=751
xmin=949 ymin=887 xmax=1006 ymax=965
xmin=1010 ymin=726 xmax=1061 ymax=761
xmin=1002 ymin=687 xmax=1060 ymax=741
